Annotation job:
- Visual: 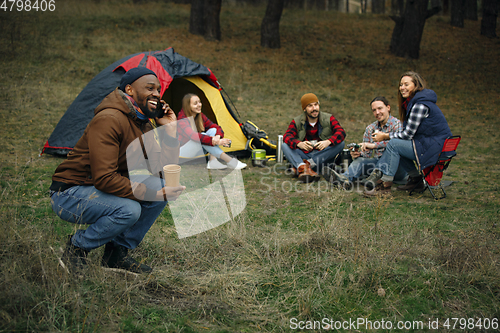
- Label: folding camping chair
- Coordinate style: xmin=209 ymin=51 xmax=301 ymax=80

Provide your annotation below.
xmin=410 ymin=135 xmax=461 ymax=200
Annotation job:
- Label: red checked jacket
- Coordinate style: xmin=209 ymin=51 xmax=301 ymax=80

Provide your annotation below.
xmin=283 ymin=111 xmax=346 ymax=154
xmin=177 ymin=109 xmax=224 ymax=146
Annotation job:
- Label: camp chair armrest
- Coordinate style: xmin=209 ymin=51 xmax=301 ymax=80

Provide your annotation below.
xmin=439 ymin=151 xmax=456 ymax=161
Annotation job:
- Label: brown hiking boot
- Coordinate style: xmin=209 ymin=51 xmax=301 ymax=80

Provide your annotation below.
xmin=362 ymin=169 xmax=383 ymax=191
xmin=363 ymin=181 xmax=393 ymax=197
xmin=297 ymin=160 xmax=320 ymax=183
xmin=397 ymin=175 xmax=425 ymax=191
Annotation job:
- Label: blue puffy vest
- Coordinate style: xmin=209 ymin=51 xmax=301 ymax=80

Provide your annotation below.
xmin=404 ymin=89 xmax=452 ymax=170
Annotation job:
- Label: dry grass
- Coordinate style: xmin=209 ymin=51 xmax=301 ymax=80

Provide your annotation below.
xmin=1 ymin=0 xmax=500 ymax=331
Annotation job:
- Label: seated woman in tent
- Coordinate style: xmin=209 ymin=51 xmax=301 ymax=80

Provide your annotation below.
xmin=177 ymin=93 xmax=247 ymax=170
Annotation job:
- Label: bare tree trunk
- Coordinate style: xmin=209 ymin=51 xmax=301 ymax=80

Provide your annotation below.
xmin=442 ymin=0 xmax=450 ymax=14
xmin=480 ymin=0 xmax=499 ymax=37
xmin=189 ymin=0 xmax=222 ymax=41
xmin=315 ymin=0 xmax=327 ymax=9
xmin=391 ymin=0 xmax=404 ymax=16
xmin=450 ymin=0 xmax=466 ymax=27
xmin=331 ymin=0 xmax=342 ymax=10
xmin=361 ymin=0 xmax=368 ymax=13
xmin=261 ymin=0 xmax=285 ymax=48
xmin=390 ymin=0 xmax=441 ymax=59
xmin=189 ymin=0 xmax=205 ymax=36
xmin=465 ymin=0 xmax=478 ymax=20
xmin=372 ymin=0 xmax=385 ymax=13
xmin=204 ymin=0 xmax=222 ymax=41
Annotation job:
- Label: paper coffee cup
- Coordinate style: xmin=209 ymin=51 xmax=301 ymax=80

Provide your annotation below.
xmin=163 ymin=164 xmax=181 ymax=187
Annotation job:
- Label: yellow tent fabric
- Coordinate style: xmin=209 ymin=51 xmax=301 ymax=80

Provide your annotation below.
xmin=184 ymin=77 xmax=247 ymax=153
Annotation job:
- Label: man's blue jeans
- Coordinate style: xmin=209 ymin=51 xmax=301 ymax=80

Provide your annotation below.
xmin=282 ymin=141 xmax=345 ymax=172
xmin=50 ymin=176 xmax=166 ymax=251
xmin=377 ymin=138 xmax=419 ymax=181
xmin=343 ymin=156 xmax=407 ymax=182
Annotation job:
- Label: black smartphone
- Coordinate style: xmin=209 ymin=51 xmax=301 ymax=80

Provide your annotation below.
xmin=156 ymin=100 xmax=165 ymax=118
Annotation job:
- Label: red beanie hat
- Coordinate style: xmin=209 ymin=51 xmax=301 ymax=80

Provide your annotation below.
xmin=301 ymin=93 xmax=319 ymax=110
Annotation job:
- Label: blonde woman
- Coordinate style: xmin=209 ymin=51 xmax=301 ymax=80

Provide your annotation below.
xmin=177 ymin=93 xmax=246 ymax=170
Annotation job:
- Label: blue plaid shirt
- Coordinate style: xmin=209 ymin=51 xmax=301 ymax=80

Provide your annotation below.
xmin=362 ymin=115 xmax=401 ymax=158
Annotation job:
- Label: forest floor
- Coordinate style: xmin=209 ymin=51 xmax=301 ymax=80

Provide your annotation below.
xmin=1 ymin=1 xmax=499 ymax=332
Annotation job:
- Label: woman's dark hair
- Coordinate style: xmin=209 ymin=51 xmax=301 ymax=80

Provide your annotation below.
xmin=398 ymin=71 xmax=426 ymax=122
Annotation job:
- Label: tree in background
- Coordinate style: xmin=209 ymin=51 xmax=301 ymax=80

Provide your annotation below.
xmin=389 ymin=0 xmax=441 ymax=59
xmin=480 ymin=0 xmax=499 ymax=37
xmin=261 ymin=0 xmax=285 ymax=48
xmin=372 ymin=0 xmax=385 ymax=14
xmin=450 ymin=0 xmax=477 ymax=27
xmin=465 ymin=0 xmax=478 ymax=20
xmin=450 ymin=0 xmax=466 ymax=27
xmin=391 ymin=0 xmax=405 ymax=16
xmin=189 ymin=0 xmax=204 ymax=36
xmin=189 ymin=0 xmax=222 ymax=41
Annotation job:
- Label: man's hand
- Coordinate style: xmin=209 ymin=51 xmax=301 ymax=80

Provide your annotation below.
xmin=297 ymin=141 xmax=314 ymax=151
xmin=361 ymin=142 xmax=376 ymax=151
xmin=157 ymin=185 xmax=186 ymax=201
xmin=350 ymin=150 xmax=362 ymax=159
xmin=372 ymin=132 xmax=390 ymax=142
xmin=155 ymin=101 xmax=177 ymax=137
xmin=314 ymin=140 xmax=331 ymax=151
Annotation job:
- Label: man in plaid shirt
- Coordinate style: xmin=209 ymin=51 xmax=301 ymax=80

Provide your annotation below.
xmin=362 ymin=72 xmax=452 ymax=196
xmin=330 ymin=96 xmax=407 ymax=188
xmin=282 ymin=93 xmax=345 ymax=183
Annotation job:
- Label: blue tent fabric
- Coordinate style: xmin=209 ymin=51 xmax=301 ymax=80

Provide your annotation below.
xmin=43 ymin=48 xmax=212 ymax=156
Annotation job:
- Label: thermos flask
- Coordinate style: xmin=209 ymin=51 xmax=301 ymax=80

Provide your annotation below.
xmin=277 ymin=135 xmax=283 ymax=163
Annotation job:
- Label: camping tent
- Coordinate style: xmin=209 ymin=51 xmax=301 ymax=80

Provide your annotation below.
xmin=42 ymin=47 xmax=248 ymax=157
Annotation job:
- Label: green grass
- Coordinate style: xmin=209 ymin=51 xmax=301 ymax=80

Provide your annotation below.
xmin=1 ymin=0 xmax=500 ymax=332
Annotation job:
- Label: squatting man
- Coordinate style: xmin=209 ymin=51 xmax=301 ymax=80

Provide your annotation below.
xmin=281 ymin=93 xmax=346 ymax=183
xmin=49 ymin=67 xmax=185 ymax=274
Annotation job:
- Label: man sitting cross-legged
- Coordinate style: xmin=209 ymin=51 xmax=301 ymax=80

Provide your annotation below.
xmin=282 ymin=93 xmax=346 ymax=182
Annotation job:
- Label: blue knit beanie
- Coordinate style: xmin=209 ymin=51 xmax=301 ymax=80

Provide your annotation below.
xmin=119 ymin=67 xmax=158 ymax=91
